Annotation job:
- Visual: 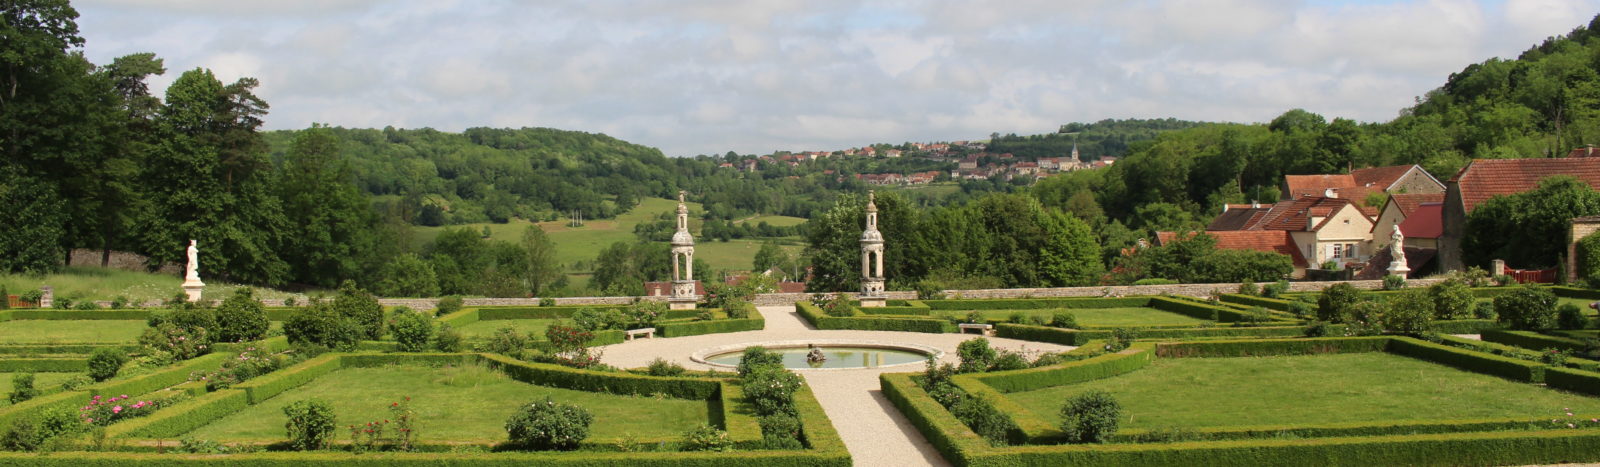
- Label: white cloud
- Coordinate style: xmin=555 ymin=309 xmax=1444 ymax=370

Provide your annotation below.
xmin=69 ymin=0 xmax=1600 ymax=156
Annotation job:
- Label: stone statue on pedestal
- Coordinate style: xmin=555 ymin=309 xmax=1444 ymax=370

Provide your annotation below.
xmin=183 ymin=239 xmax=205 ymax=302
xmin=1387 ymin=225 xmax=1410 ymax=277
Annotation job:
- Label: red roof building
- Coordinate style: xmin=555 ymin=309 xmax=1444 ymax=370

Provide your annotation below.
xmin=1440 ymin=157 xmax=1600 ymax=270
xmin=1157 ymin=230 xmax=1309 ymax=269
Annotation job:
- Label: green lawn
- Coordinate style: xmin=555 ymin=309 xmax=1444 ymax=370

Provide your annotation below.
xmin=966 ymin=308 xmax=1210 ymax=327
xmin=0 ymin=320 xmax=148 ymax=344
xmin=1006 ymin=353 xmax=1600 ymax=430
xmin=0 ymin=267 xmax=309 ymax=304
xmin=0 ymin=372 xmax=78 ymax=406
xmin=737 ymin=215 xmax=807 ymax=228
xmin=454 ymin=319 xmax=559 ymax=339
xmin=185 ymin=365 xmax=709 ymax=441
xmin=413 ymin=197 xmax=807 ymax=277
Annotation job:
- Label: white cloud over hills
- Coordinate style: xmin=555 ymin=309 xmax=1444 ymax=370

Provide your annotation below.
xmin=75 ymin=0 xmax=1600 ymax=156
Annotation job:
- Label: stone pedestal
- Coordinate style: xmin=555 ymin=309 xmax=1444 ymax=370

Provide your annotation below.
xmin=860 ymin=278 xmax=886 ymax=308
xmin=1387 ymin=263 xmax=1410 ymax=277
xmin=182 ymin=278 xmax=204 ymax=303
xmin=669 ymin=297 xmax=698 ymax=310
xmin=858 ymin=296 xmax=887 ymax=308
xmin=38 ymin=286 xmax=52 ymax=309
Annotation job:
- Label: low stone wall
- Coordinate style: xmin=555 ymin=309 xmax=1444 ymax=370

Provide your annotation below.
xmin=84 ymin=280 xmax=1438 ymax=310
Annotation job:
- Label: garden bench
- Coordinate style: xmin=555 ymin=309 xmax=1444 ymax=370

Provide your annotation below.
xmin=625 ymin=327 xmax=656 ymax=341
xmin=958 ymin=323 xmax=994 ymax=336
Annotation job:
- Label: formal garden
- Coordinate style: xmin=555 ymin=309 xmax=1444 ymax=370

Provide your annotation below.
xmin=6 ymin=273 xmax=1600 ymax=465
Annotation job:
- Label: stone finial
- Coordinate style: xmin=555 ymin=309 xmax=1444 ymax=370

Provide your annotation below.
xmin=866 ymin=190 xmax=878 ymax=212
xmin=678 ymin=190 xmax=686 ymax=204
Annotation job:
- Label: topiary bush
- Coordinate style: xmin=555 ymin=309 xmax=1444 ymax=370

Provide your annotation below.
xmin=434 ymin=295 xmax=463 ymax=316
xmin=737 ymin=346 xmax=784 ymax=377
xmin=646 ymin=358 xmax=686 ymax=377
xmin=483 ymin=326 xmax=530 ymax=358
xmin=215 ymin=288 xmax=270 ymax=343
xmin=990 ymin=350 xmax=1030 ymax=372
xmin=1429 ymin=278 xmax=1475 ymax=320
xmin=1495 ymin=286 xmax=1559 ymax=331
xmin=8 ymin=373 xmax=38 ymax=404
xmin=389 ymin=307 xmax=434 ymax=352
xmin=1473 ymin=301 xmax=1498 ymax=320
xmin=1383 ymin=275 xmax=1407 ymax=290
xmin=757 ymin=413 xmax=803 ymax=450
xmin=1318 ymin=283 xmax=1362 ymax=323
xmin=957 ymin=338 xmax=997 ymax=373
xmin=1236 ymin=280 xmax=1259 ymax=296
xmin=1049 ymin=311 xmax=1078 ymax=328
xmin=87 ymin=347 xmax=128 ymax=382
xmin=433 ymin=323 xmax=464 ymax=352
xmin=1558 ymin=303 xmax=1590 ymax=330
xmin=1060 ymin=390 xmax=1121 ymax=444
xmin=284 ymin=301 xmax=361 ymax=350
xmin=1382 ymin=288 xmax=1434 ymax=334
xmin=283 ymin=399 xmax=336 ymax=451
xmin=950 ymin=394 xmax=1018 ymax=446
xmin=332 ymin=281 xmax=384 ymax=340
xmin=505 ymin=397 xmax=592 ymax=451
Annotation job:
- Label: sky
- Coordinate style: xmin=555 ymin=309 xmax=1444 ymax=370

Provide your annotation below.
xmin=75 ymin=0 xmax=1600 ymax=157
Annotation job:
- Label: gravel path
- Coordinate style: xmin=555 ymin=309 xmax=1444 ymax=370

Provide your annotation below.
xmin=599 ymin=305 xmax=1074 ymax=467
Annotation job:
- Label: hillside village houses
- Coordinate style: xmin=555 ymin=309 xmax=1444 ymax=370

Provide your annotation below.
xmin=1181 ymin=153 xmax=1600 ymax=280
xmin=720 ymin=139 xmax=1114 ymax=185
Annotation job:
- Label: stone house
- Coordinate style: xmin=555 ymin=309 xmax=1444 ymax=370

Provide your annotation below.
xmin=1282 ymin=164 xmax=1444 ymax=203
xmin=1193 ymin=196 xmax=1377 ymax=276
xmin=1370 ymin=193 xmax=1445 ymax=251
xmin=1439 ymin=157 xmax=1600 ymax=271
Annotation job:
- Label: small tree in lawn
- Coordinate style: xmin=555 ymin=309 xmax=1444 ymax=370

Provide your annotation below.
xmin=215 ymin=288 xmax=269 ymax=343
xmin=1317 ymin=283 xmax=1362 ymax=323
xmin=545 ymin=324 xmax=598 ymax=368
xmin=1060 ymin=390 xmax=1121 ymax=444
xmin=506 ymin=397 xmax=592 ymax=451
xmin=1495 ymin=286 xmax=1559 ymax=331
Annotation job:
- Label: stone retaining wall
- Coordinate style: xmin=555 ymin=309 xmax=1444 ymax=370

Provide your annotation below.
xmin=85 ymin=279 xmax=1437 ymax=310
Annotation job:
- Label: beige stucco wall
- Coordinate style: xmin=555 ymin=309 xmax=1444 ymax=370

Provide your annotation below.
xmin=1370 ymin=202 xmax=1408 ymax=251
xmin=1388 ymin=168 xmax=1445 ymax=195
xmin=1569 ymin=221 xmax=1600 ymax=282
xmin=1304 ymin=204 xmax=1376 ymax=265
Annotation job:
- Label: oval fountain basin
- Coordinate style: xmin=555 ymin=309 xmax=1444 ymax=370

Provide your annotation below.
xmin=695 ymin=341 xmax=940 ymax=370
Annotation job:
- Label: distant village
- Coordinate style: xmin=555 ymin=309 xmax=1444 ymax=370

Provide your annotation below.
xmin=715 ymin=140 xmax=1117 ymax=185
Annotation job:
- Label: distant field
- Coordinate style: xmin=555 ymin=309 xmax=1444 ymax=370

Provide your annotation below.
xmin=413 ymin=197 xmax=808 ymax=275
xmin=0 ymin=267 xmax=311 ymax=303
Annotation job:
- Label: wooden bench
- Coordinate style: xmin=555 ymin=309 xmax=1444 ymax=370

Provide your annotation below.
xmin=625 ymin=327 xmax=656 ymax=341
xmin=958 ymin=323 xmax=994 ymax=336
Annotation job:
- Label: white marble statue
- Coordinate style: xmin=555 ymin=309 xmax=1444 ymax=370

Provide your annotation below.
xmin=1389 ymin=225 xmax=1404 ymax=260
xmin=185 ymin=239 xmax=200 ymax=282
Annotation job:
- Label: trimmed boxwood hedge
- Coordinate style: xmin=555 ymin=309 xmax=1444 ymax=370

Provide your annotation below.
xmin=0 ymin=310 xmax=154 ymax=320
xmin=968 ymin=344 xmax=1156 ymax=393
xmin=1147 ymin=296 xmax=1293 ymax=323
xmin=107 ymin=389 xmax=251 ymax=438
xmin=1155 ymin=336 xmax=1391 ymax=358
xmin=0 ymin=450 xmax=853 ymax=465
xmin=474 ymin=306 xmax=700 ymax=321
xmin=0 ymin=358 xmax=87 ymax=372
xmin=1218 ymin=293 xmax=1296 ymax=311
xmin=479 ymin=353 xmax=718 ymax=400
xmin=794 ymin=301 xmax=952 ymax=332
xmin=1108 ymin=416 xmax=1598 ymax=444
xmin=1481 ymin=329 xmax=1588 ymax=352
xmin=1386 ymin=338 xmax=1546 ymax=383
xmin=234 ymin=353 xmax=342 ymax=404
xmin=881 ymin=372 xmax=990 ymax=466
xmin=657 ymin=317 xmax=764 ymax=337
xmin=924 ymin=297 xmax=1153 ymax=311
xmin=1546 ymin=367 xmax=1600 ymax=396
xmin=1551 ymin=286 xmax=1600 ymax=300
xmin=0 ymin=344 xmax=137 ymax=355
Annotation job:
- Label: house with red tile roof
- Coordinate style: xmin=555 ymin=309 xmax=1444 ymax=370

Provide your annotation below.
xmin=1439 ymin=157 xmax=1600 ymax=271
xmin=1196 ymin=196 xmax=1376 ymax=276
xmin=1281 ymin=165 xmax=1444 ymax=213
xmin=1371 ymin=193 xmax=1446 ymax=251
xmin=1156 ymin=230 xmax=1311 ymax=275
xmin=1397 ymin=202 xmax=1443 ymax=249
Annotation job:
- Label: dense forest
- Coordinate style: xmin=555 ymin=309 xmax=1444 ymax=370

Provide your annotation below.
xmin=7 ymin=2 xmax=1600 ymax=295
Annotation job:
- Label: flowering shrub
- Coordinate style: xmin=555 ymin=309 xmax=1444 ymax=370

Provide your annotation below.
xmin=79 ymin=394 xmax=167 ymax=426
xmin=138 ymin=322 xmax=211 ymax=362
xmin=1542 ymin=348 xmax=1572 ymax=366
xmin=1552 ymin=407 xmax=1600 ymax=429
xmin=190 ymin=346 xmax=296 ymax=391
xmin=680 ymin=424 xmax=732 ymax=452
xmin=506 ymin=397 xmax=592 ymax=451
xmin=543 ymin=324 xmax=600 ymax=368
xmin=958 ymin=338 xmax=997 ymax=373
xmin=743 ymin=365 xmax=803 ymax=417
xmin=349 ymin=397 xmax=417 ymax=453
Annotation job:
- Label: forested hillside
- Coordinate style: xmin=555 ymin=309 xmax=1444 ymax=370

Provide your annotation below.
xmin=988 ymin=118 xmax=1209 ymax=161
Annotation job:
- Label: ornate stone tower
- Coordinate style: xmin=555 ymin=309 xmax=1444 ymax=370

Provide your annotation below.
xmin=859 ymin=191 xmax=887 ymax=307
xmin=669 ymin=191 xmax=698 ymax=310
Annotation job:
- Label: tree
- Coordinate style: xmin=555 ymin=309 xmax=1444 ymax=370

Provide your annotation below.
xmin=752 ymin=241 xmax=788 ymax=273
xmin=0 ymin=175 xmax=66 ymax=273
xmin=137 ymin=68 xmax=289 ymax=285
xmin=1464 ymin=176 xmax=1600 ymax=269
xmin=520 ymin=225 xmax=559 ymax=296
xmin=275 ymin=125 xmax=377 ymax=287
xmin=376 ymin=253 xmax=440 ymax=298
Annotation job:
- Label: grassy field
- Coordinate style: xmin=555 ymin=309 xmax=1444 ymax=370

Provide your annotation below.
xmin=0 ymin=372 xmax=78 ymax=404
xmin=736 ymin=214 xmax=807 ymax=227
xmin=185 ymin=364 xmax=709 ymax=441
xmin=0 ymin=320 xmax=149 ymax=344
xmin=0 ymin=267 xmax=309 ymax=304
xmin=413 ymin=197 xmax=806 ymax=276
xmin=963 ymin=308 xmax=1211 ymax=327
xmin=1006 ymin=353 xmax=1600 ymax=430
xmin=454 ymin=319 xmax=560 ymax=339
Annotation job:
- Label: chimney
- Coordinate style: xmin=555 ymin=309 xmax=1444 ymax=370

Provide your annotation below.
xmin=1252 ymin=201 xmax=1261 ymax=209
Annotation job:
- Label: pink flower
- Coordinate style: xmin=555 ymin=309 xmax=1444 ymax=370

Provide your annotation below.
xmin=112 ymin=406 xmax=122 ymax=414
xmin=86 ymin=418 xmax=93 ymax=423
xmin=120 ymin=395 xmax=127 ymax=399
xmin=1570 ymin=423 xmax=1577 ymax=428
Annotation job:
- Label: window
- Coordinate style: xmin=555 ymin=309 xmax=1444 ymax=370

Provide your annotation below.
xmin=1331 ymin=243 xmax=1343 ymax=259
xmin=1345 ymin=243 xmax=1357 ymax=258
